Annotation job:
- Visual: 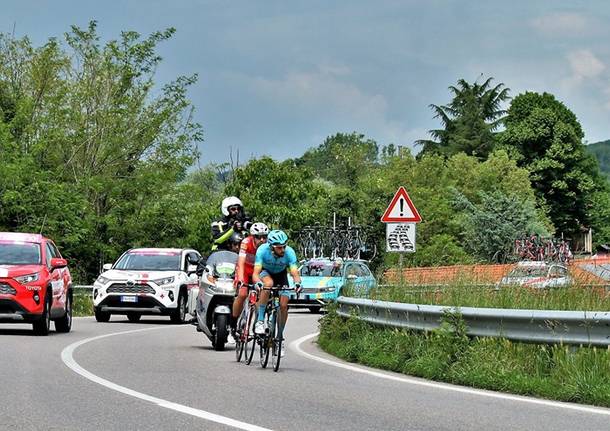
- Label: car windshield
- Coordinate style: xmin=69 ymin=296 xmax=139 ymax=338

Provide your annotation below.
xmin=300 ymin=261 xmax=343 ymax=277
xmin=508 ymin=266 xmax=547 ymax=278
xmin=114 ymin=252 xmax=181 ymax=271
xmin=0 ymin=241 xmax=41 ymax=265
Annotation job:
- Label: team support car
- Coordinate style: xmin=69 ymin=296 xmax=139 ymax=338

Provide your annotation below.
xmin=93 ymin=248 xmax=201 ymax=323
xmin=288 ymin=258 xmax=377 ymax=312
xmin=0 ymin=232 xmax=73 ymax=335
xmin=497 ymin=260 xmax=572 ymax=289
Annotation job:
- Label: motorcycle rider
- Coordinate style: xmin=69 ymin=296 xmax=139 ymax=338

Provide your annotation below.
xmin=230 ymin=222 xmax=269 ymax=336
xmin=252 ymin=230 xmax=302 ymax=357
xmin=211 ymin=197 xmax=252 ymax=251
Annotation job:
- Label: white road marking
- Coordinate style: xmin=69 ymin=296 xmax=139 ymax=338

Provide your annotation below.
xmin=61 ymin=326 xmax=273 ymax=431
xmin=292 ymin=332 xmax=610 ymax=417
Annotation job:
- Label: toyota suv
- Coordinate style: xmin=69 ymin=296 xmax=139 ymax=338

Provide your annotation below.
xmin=93 ymin=248 xmax=201 ymax=323
xmin=0 ymin=232 xmax=73 ymax=335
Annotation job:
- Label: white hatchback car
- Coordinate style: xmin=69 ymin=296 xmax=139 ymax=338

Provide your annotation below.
xmin=93 ymin=248 xmax=201 ymax=323
xmin=497 ymin=261 xmax=572 ymax=289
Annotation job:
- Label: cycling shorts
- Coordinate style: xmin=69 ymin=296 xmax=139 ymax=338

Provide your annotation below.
xmin=260 ymin=269 xmax=291 ymax=297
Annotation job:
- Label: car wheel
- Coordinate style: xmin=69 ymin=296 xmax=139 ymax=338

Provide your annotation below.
xmin=94 ymin=308 xmax=111 ymax=322
xmin=55 ymin=294 xmax=73 ymax=333
xmin=170 ymin=291 xmax=187 ymax=324
xmin=127 ymin=312 xmax=141 ymax=323
xmin=308 ymin=306 xmax=322 ymax=314
xmin=33 ymin=295 xmax=51 ymax=336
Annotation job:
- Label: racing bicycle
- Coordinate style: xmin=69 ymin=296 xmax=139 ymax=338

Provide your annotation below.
xmin=257 ymin=286 xmax=296 ymax=372
xmin=235 ymin=283 xmax=258 ymax=365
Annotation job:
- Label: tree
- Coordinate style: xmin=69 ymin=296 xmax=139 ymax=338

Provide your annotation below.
xmin=452 ymin=190 xmax=548 ymax=262
xmin=295 ymin=132 xmax=378 ymax=186
xmin=500 ymin=92 xmax=605 ymax=238
xmin=417 ymin=77 xmax=510 ymax=159
xmin=0 ymin=22 xmax=203 ymax=280
xmin=225 ymin=157 xmax=328 ymax=234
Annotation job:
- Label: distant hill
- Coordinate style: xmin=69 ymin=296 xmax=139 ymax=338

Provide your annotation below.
xmin=586 ymin=140 xmax=610 ymax=177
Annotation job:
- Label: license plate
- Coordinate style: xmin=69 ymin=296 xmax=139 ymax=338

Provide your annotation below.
xmin=121 ymin=295 xmax=138 ymax=303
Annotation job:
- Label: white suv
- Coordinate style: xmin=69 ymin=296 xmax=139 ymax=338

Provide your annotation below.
xmin=93 ymin=248 xmax=201 ymax=323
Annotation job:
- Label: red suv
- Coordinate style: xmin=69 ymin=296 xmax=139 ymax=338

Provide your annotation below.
xmin=0 ymin=232 xmax=73 ymax=335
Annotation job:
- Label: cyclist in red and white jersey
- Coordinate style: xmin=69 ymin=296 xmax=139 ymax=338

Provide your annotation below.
xmin=230 ymin=222 xmax=269 ymax=335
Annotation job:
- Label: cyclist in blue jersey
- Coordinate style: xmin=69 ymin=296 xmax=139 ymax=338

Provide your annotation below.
xmin=252 ymin=230 xmax=302 ymax=356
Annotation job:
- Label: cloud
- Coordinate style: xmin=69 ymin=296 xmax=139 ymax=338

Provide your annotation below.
xmin=567 ymin=49 xmax=605 ymax=81
xmin=249 ymin=66 xmax=421 ymax=146
xmin=531 ymin=12 xmax=587 ymax=36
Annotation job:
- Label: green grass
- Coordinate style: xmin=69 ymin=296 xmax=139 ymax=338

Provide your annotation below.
xmin=319 ymin=308 xmax=610 ymax=407
xmin=73 ymin=293 xmax=93 ymax=317
xmin=366 ymin=283 xmax=610 ymax=311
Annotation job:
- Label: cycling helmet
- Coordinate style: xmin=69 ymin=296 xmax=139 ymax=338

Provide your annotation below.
xmin=221 ymin=196 xmax=243 ymax=216
xmin=250 ymin=222 xmax=269 ymax=236
xmin=267 ymin=230 xmax=288 ymax=246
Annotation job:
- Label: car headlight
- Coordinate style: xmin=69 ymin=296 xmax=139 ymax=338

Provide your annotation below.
xmin=14 ymin=273 xmax=39 ymax=284
xmin=95 ymin=275 xmax=110 ymax=285
xmin=153 ymin=276 xmax=175 ymax=286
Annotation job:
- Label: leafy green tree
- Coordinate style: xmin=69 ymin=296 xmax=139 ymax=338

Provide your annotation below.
xmin=225 ymin=157 xmax=328 ymax=235
xmin=500 ymin=92 xmax=605 ymax=238
xmin=418 ymin=77 xmax=510 ymax=159
xmin=452 ymin=190 xmax=548 ymax=262
xmin=295 ymin=132 xmax=378 ymax=186
xmin=0 ymin=22 xmax=202 ymax=280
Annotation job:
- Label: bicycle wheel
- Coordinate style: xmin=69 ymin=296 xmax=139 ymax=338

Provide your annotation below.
xmin=259 ymin=312 xmax=271 ymax=369
xmin=235 ymin=312 xmax=245 ymax=363
xmin=272 ymin=309 xmax=283 ymax=372
xmin=244 ymin=305 xmax=257 ymax=365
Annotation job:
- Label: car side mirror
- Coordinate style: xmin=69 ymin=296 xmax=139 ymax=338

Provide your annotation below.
xmin=102 ymin=263 xmax=112 ymax=271
xmin=50 ymin=257 xmax=68 ymax=269
xmin=188 ymin=254 xmax=200 ymax=265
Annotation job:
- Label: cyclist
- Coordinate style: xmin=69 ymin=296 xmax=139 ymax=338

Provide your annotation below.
xmin=252 ymin=230 xmax=302 ymax=357
xmin=230 ymin=222 xmax=269 ymax=336
xmin=211 ymin=196 xmax=252 ymax=251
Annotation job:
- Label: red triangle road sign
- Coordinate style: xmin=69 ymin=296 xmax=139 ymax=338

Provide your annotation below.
xmin=381 ymin=187 xmax=422 ymax=223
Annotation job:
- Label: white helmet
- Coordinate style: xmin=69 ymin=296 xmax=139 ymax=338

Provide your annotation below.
xmin=250 ymin=222 xmax=269 ymax=236
xmin=221 ymin=196 xmax=243 ymax=216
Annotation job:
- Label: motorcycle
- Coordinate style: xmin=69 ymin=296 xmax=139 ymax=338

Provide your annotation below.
xmin=195 ymin=251 xmax=237 ymax=351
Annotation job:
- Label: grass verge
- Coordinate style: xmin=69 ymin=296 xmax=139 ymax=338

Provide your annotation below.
xmin=73 ymin=293 xmax=93 ymax=317
xmin=319 ymin=307 xmax=610 ymax=407
xmin=367 ymin=283 xmax=610 ymax=311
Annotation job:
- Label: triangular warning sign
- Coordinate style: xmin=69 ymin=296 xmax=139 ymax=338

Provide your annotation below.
xmin=381 ymin=187 xmax=421 ymax=223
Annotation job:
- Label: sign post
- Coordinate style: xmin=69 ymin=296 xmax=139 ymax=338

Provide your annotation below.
xmin=381 ymin=187 xmax=421 ymax=284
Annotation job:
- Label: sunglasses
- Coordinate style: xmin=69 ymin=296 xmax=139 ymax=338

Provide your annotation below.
xmin=228 ymin=205 xmax=241 ymax=211
xmin=272 ymin=244 xmax=286 ymax=249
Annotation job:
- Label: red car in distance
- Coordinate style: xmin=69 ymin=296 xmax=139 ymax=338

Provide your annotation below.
xmin=0 ymin=232 xmax=73 ymax=335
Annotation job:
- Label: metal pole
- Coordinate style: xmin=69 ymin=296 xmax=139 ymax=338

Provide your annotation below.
xmin=399 ymin=253 xmax=404 ymax=286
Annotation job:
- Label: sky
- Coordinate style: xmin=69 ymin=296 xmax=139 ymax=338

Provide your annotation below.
xmin=3 ymin=1 xmax=610 ymax=166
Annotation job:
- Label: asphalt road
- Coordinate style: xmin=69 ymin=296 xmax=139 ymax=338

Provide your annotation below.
xmin=1 ymin=311 xmax=609 ymax=431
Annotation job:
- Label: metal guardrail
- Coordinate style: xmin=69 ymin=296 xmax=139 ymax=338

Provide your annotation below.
xmin=336 ymin=296 xmax=610 ymax=347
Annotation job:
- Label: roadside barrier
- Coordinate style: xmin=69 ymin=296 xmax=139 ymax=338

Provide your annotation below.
xmin=336 ymin=296 xmax=610 ymax=347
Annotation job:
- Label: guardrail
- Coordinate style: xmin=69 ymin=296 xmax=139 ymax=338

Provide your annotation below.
xmin=336 ymin=296 xmax=610 ymax=347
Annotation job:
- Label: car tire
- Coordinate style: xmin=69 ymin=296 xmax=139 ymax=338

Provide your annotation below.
xmin=170 ymin=290 xmax=187 ymax=324
xmin=127 ymin=312 xmax=141 ymax=323
xmin=94 ymin=308 xmax=111 ymax=322
xmin=55 ymin=293 xmax=72 ymax=333
xmin=32 ymin=294 xmax=51 ymax=336
xmin=308 ymin=306 xmax=322 ymax=314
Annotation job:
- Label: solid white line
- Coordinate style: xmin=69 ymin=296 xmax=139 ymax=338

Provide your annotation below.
xmin=292 ymin=332 xmax=610 ymax=417
xmin=61 ymin=326 xmax=273 ymax=431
